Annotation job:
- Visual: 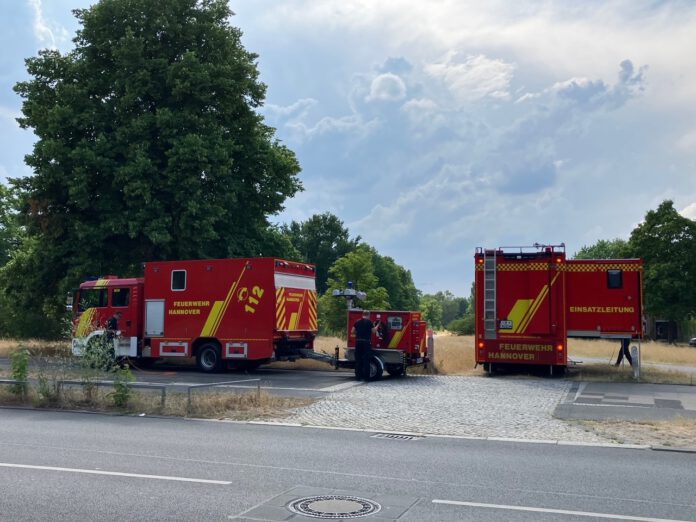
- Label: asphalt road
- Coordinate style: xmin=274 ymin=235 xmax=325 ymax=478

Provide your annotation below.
xmin=0 ymin=408 xmax=694 ymax=521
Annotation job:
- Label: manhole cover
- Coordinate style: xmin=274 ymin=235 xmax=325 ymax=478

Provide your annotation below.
xmin=288 ymin=495 xmax=381 ymax=519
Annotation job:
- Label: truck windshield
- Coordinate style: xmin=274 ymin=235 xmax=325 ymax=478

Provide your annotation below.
xmin=77 ymin=289 xmax=107 ymax=312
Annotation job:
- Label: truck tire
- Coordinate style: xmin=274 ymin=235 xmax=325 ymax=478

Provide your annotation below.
xmin=197 ymin=343 xmax=222 ymax=373
xmin=368 ymin=356 xmax=384 ymax=380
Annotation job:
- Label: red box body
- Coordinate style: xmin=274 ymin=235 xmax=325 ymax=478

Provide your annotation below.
xmin=73 ymin=257 xmax=317 ymax=362
xmin=474 ymin=246 xmax=643 ymax=369
xmin=346 ymin=310 xmax=426 ymax=358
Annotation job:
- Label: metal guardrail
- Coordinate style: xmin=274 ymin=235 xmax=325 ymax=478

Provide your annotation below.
xmin=1 ymin=377 xmax=264 ymax=413
xmin=0 ymin=378 xmax=168 ymax=407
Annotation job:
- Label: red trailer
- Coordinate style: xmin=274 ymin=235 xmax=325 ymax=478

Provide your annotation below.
xmin=344 ymin=310 xmax=428 ymax=378
xmin=474 ymin=244 xmax=643 ymax=374
xmin=71 ymin=257 xmax=318 ymax=372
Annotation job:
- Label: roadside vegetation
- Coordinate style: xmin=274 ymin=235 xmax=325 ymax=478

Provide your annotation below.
xmin=579 ymin=418 xmax=696 ymax=448
xmin=0 ymin=338 xmax=312 ymax=419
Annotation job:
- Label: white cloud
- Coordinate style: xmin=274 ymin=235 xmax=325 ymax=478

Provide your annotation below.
xmin=27 ymin=0 xmax=56 ymax=49
xmin=680 ymin=203 xmax=696 ymax=220
xmin=424 ymin=52 xmax=515 ymax=103
xmin=264 ymin=98 xmax=317 ymax=119
xmin=285 ymin=114 xmax=379 ymax=141
xmin=365 ymin=73 xmax=407 ymax=102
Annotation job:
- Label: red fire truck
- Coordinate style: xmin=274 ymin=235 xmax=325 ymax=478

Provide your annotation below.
xmin=343 ymin=309 xmax=428 ymax=379
xmin=474 ymin=244 xmax=643 ymax=374
xmin=71 ymin=257 xmax=318 ymax=372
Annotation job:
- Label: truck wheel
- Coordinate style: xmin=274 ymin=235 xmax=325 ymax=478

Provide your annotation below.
xmin=368 ymin=356 xmax=384 ymax=380
xmin=197 ymin=343 xmax=222 ymax=373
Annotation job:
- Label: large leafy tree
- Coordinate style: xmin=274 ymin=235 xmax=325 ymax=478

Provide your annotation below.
xmin=371 ymin=249 xmax=420 ymax=311
xmin=9 ymin=0 xmax=301 ymax=326
xmin=318 ymin=246 xmax=389 ymax=334
xmin=282 ymin=212 xmax=360 ymax=294
xmin=629 ymin=200 xmax=696 ymax=325
xmin=573 ymin=239 xmax=631 ymax=260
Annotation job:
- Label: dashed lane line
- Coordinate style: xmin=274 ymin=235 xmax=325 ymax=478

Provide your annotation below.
xmin=432 ymin=499 xmax=691 ymax=522
xmin=0 ymin=462 xmax=231 ymax=485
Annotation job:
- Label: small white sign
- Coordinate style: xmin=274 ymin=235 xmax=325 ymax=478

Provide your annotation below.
xmin=499 ymin=320 xmax=513 ymax=330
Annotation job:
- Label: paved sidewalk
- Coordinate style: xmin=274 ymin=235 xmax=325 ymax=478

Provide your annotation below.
xmin=277 ymin=375 xmax=610 ymax=443
xmin=554 ymin=381 xmax=696 ymax=421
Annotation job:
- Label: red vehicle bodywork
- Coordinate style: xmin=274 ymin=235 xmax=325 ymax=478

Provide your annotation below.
xmin=72 ymin=258 xmax=317 ymax=367
xmin=346 ymin=310 xmax=427 ymax=357
xmin=474 ymin=245 xmax=643 ymax=370
xmin=344 ymin=309 xmax=428 ymax=377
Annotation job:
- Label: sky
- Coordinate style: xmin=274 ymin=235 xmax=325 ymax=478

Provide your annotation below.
xmin=1 ymin=1 xmax=696 ymax=296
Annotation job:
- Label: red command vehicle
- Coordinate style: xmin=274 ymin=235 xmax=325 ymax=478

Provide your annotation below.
xmin=344 ymin=310 xmax=428 ymax=379
xmin=71 ymin=258 xmax=318 ymax=372
xmin=474 ymin=244 xmax=643 ymax=374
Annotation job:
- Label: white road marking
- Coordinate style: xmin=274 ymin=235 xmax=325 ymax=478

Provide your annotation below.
xmin=0 ymin=462 xmax=231 ymax=485
xmin=319 ymin=381 xmax=363 ymax=392
xmin=432 ymin=499 xmax=691 ymax=522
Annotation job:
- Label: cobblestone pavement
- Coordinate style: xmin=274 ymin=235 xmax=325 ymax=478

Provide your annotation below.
xmin=276 ymin=375 xmax=611 ymax=443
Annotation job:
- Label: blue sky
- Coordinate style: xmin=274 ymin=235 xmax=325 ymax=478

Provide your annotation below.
xmin=2 ymin=1 xmax=695 ymax=296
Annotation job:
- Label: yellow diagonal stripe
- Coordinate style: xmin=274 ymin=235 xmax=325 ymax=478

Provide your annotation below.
xmin=518 ymin=273 xmax=561 ymax=334
xmin=288 ymin=312 xmax=299 ymax=330
xmin=517 ymin=285 xmax=549 ymax=333
xmin=75 ymin=308 xmax=96 ymax=337
xmin=389 ymin=321 xmax=410 ymax=348
xmin=208 ymin=265 xmax=248 ymax=336
xmin=200 ymin=301 xmax=224 ymax=337
xmin=506 ymin=300 xmax=533 ymax=333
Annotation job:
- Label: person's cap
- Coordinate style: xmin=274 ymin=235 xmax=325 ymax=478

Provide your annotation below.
xmin=376 ymin=314 xmax=381 ymax=319
xmin=362 ymin=310 xmax=370 ymax=317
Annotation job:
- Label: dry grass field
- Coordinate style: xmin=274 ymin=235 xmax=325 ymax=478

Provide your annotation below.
xmin=579 ymin=418 xmax=696 ymax=447
xmin=0 ymin=338 xmax=70 ymax=358
xmin=2 ymin=335 xmax=695 ymax=383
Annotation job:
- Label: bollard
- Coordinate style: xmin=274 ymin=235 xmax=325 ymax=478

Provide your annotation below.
xmin=631 ymin=345 xmax=640 ymax=380
xmin=427 ymin=329 xmax=434 ymax=372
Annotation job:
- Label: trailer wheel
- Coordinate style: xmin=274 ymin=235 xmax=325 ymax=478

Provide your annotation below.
xmin=368 ymin=356 xmax=384 ymax=380
xmin=197 ymin=343 xmax=222 ymax=373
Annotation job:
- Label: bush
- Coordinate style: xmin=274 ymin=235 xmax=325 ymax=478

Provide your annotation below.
xmin=447 ymin=314 xmax=475 ymax=335
xmin=10 ymin=347 xmax=29 ymax=399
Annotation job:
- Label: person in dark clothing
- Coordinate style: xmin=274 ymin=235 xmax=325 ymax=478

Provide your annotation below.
xmin=374 ymin=314 xmax=389 ymax=348
xmin=106 ymin=311 xmax=123 ymax=340
xmin=352 ymin=310 xmax=377 ymax=381
xmin=615 ymin=338 xmax=633 ymax=366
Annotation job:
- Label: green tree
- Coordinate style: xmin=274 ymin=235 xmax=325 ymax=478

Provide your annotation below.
xmin=628 ymin=200 xmax=696 ymax=329
xmin=419 ymin=296 xmax=443 ymax=329
xmin=319 ymin=246 xmax=389 ymax=334
xmin=282 ymin=213 xmax=360 ymax=294
xmin=422 ymin=290 xmax=467 ymax=325
xmin=9 ymin=0 xmax=301 ymax=331
xmin=0 ymin=183 xmax=22 ymax=266
xmin=573 ymin=239 xmax=631 ymax=259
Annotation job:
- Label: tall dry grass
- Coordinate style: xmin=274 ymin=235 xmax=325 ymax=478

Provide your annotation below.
xmin=0 ymin=339 xmax=70 ymax=358
xmin=0 ymin=385 xmax=313 ymax=420
xmin=568 ymin=338 xmax=696 ymax=366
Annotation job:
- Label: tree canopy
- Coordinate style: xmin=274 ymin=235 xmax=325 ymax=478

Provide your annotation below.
xmin=628 ymin=200 xmax=696 ymax=323
xmin=6 ymin=0 xmax=301 ymax=329
xmin=573 ymin=239 xmax=631 ymax=260
xmin=282 ymin=212 xmax=360 ymax=293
